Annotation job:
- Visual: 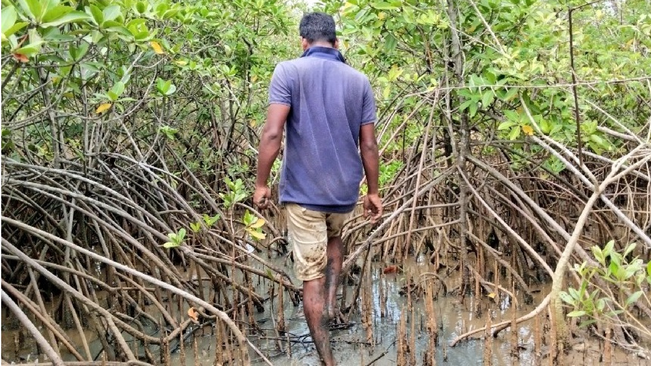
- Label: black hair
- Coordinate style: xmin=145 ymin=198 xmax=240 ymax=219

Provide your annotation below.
xmin=299 ymin=12 xmax=337 ymax=45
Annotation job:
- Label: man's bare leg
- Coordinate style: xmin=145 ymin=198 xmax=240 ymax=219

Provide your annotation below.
xmin=325 ymin=236 xmax=343 ymax=320
xmin=303 ymin=277 xmax=334 ymax=365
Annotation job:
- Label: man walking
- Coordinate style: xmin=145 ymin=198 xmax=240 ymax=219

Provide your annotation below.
xmin=254 ymin=12 xmax=382 ymax=365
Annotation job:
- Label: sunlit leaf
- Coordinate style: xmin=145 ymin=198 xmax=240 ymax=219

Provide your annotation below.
xmin=150 ymin=40 xmax=164 ymax=54
xmin=249 ymin=218 xmax=265 ymax=229
xmin=95 ymin=103 xmax=112 ymax=114
xmin=2 ymin=6 xmax=17 ymax=35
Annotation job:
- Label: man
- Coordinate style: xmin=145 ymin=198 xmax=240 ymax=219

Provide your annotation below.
xmin=253 ymin=12 xmax=382 ymax=366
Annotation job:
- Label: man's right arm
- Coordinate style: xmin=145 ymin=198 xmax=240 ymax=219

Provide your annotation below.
xmin=254 ymin=62 xmax=291 ymax=209
xmin=254 ymin=104 xmax=289 ymax=208
xmin=360 ymin=123 xmax=382 ymax=222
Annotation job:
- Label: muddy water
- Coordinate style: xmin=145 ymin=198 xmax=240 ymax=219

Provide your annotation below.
xmin=3 ymin=256 xmax=648 ymax=365
xmin=170 ymin=258 xmax=649 ymax=366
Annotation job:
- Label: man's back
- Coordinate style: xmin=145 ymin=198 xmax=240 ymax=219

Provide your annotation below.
xmin=254 ymin=13 xmax=382 ymax=366
xmin=269 ymin=46 xmax=377 ymax=213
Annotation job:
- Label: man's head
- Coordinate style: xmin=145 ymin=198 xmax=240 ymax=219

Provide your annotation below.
xmin=299 ymin=12 xmax=338 ymax=50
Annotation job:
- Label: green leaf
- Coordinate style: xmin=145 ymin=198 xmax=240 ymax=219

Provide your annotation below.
xmin=177 ymin=228 xmax=186 ymax=241
xmin=41 ymin=11 xmax=90 ymax=28
xmin=159 ymin=126 xmax=178 ymax=139
xmin=384 ymin=33 xmax=396 ymax=52
xmin=481 ymin=91 xmax=494 ymax=107
xmin=508 ymin=126 xmax=520 ymax=140
xmin=102 ymin=5 xmax=121 ymax=22
xmin=647 ymin=261 xmax=651 ymax=277
xmin=3 ymin=22 xmax=29 ymax=40
xmin=163 ymin=241 xmax=180 ymax=248
xmin=14 ymin=29 xmax=43 ymax=56
xmin=190 ymin=222 xmax=201 ymax=233
xmin=87 ymin=5 xmax=103 ymax=25
xmin=2 ymin=6 xmax=17 ymax=34
xmin=603 ymin=240 xmax=614 ymax=257
xmin=136 ymin=1 xmax=147 ymax=14
xmin=592 ymin=246 xmax=604 ymax=265
xmin=42 ymin=5 xmax=71 ymax=23
xmin=559 ymin=291 xmax=575 ymax=305
xmin=500 ymin=87 xmax=518 ymax=101
xmin=498 ymin=121 xmax=516 ymax=130
xmin=157 ymin=78 xmax=170 ymax=94
xmin=17 ymin=0 xmax=41 ymax=20
xmin=539 ymin=119 xmax=552 ymax=134
xmin=70 ymin=42 xmax=89 ymax=61
xmin=371 ymin=1 xmax=399 ymax=10
xmin=459 ymin=99 xmax=473 ymax=112
xmin=579 ymin=319 xmax=597 ymax=328
xmin=623 ymin=243 xmax=636 ymax=258
xmin=625 ymin=291 xmax=642 ymax=307
xmin=469 ymin=102 xmax=478 ymax=117
xmin=567 ymin=310 xmax=586 ymax=318
xmin=110 ymin=81 xmax=125 ymax=99
xmin=163 ymin=84 xmax=176 ymax=96
xmin=503 ymin=110 xmax=519 ymax=122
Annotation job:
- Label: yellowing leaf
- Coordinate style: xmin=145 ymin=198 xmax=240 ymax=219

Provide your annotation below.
xmin=250 ymin=218 xmax=265 ymax=229
xmin=150 ymin=41 xmax=164 ymax=54
xmin=174 ymin=60 xmax=187 ymax=66
xmin=187 ymin=307 xmax=199 ymax=322
xmin=247 ymin=229 xmax=266 ymax=240
xmin=487 ymin=292 xmax=496 ymax=299
xmin=96 ymin=103 xmax=112 ymax=114
xmin=522 ymin=125 xmax=534 ymax=136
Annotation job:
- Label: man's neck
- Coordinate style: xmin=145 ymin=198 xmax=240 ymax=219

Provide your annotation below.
xmin=308 ymin=41 xmax=334 ymax=49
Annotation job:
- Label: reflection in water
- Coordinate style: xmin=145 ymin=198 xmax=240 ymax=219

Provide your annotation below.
xmin=165 ymin=259 xmax=643 ymax=366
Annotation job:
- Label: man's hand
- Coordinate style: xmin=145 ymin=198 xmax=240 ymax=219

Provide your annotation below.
xmin=253 ymin=185 xmax=271 ymax=210
xmin=363 ymin=194 xmax=383 ymax=223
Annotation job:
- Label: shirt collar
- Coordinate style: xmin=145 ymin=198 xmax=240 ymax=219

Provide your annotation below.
xmin=301 ymin=46 xmax=346 ymax=63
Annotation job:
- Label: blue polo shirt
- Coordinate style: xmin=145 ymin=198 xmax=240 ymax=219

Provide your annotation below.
xmin=268 ymin=46 xmax=377 ymax=213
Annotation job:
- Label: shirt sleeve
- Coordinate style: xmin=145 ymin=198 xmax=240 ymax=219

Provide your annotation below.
xmin=361 ymin=78 xmax=377 ymax=125
xmin=268 ymin=63 xmax=291 ymax=106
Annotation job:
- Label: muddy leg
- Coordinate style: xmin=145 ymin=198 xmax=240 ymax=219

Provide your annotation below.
xmin=303 ymin=277 xmax=334 ymax=366
xmin=325 ymin=236 xmax=343 ymax=320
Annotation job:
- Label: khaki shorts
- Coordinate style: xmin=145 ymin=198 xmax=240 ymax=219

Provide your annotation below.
xmin=285 ymin=203 xmax=350 ymax=282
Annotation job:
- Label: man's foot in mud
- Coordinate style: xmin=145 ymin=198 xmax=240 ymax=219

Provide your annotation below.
xmin=328 ymin=308 xmax=351 ymax=329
